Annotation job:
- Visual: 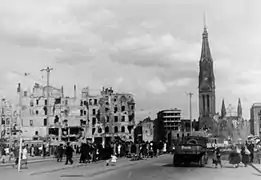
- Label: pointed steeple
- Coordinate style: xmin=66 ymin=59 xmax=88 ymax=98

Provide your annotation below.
xmin=221 ymin=99 xmax=226 ymax=119
xmin=200 ymin=13 xmax=212 ymax=62
xmin=237 ymin=98 xmax=242 ymax=118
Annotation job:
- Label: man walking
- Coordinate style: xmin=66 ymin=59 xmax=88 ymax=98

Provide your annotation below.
xmin=65 ymin=142 xmax=74 ymax=165
xmin=248 ymin=142 xmax=254 ymax=163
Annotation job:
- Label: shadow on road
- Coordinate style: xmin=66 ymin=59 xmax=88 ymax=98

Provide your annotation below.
xmin=162 ymin=163 xmax=202 ymax=168
xmin=252 ymin=173 xmax=261 ymax=176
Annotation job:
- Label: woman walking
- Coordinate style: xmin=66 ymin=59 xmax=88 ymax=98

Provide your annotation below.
xmin=241 ymin=145 xmax=250 ymax=167
xmin=229 ymin=145 xmax=241 ymax=168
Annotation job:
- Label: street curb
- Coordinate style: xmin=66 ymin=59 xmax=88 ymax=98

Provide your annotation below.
xmin=249 ymin=163 xmax=261 ymax=174
xmin=29 ymin=160 xmax=106 ymax=176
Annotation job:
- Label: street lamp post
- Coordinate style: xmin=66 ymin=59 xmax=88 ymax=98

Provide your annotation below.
xmin=187 ymin=92 xmax=193 ymax=135
xmin=41 ymin=67 xmax=53 ymax=137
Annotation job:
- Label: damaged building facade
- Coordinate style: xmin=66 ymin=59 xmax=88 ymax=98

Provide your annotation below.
xmin=91 ymin=87 xmax=136 ymax=144
xmin=15 ymin=83 xmax=135 ymax=143
xmin=16 ymin=83 xmax=88 ymax=141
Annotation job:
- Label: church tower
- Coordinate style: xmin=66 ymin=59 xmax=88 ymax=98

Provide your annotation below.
xmin=221 ymin=99 xmax=226 ymax=119
xmin=237 ymin=98 xmax=242 ymax=118
xmin=198 ymin=19 xmax=216 ymax=129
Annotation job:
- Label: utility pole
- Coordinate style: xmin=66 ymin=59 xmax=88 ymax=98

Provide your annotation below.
xmin=41 ymin=67 xmax=53 ymax=138
xmin=17 ymin=83 xmax=22 ymax=172
xmin=187 ymin=92 xmax=193 ymax=135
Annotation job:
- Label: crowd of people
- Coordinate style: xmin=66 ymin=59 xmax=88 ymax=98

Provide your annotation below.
xmin=54 ymin=140 xmax=168 ymax=165
xmin=0 ymin=140 xmax=168 ymax=168
xmin=212 ymin=141 xmax=255 ymax=168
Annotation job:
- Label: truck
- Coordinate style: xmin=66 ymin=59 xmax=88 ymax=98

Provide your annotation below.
xmin=173 ymin=136 xmax=208 ymax=167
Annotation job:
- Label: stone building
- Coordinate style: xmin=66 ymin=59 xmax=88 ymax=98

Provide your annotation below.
xmin=15 ymin=83 xmax=88 ymax=141
xmin=154 ymin=108 xmax=182 ymax=143
xmin=134 ymin=117 xmax=154 ymax=143
xmin=250 ymin=103 xmax=261 ymax=136
xmin=0 ymin=98 xmax=13 ymax=139
xmin=97 ymin=87 xmax=136 ymax=144
xmin=198 ymin=24 xmax=216 ymax=129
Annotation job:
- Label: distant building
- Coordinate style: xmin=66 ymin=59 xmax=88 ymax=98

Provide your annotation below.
xmin=93 ymin=87 xmax=136 ymax=144
xmin=15 ymin=83 xmax=88 ymax=141
xmin=154 ymin=108 xmax=182 ymax=143
xmin=250 ymin=103 xmax=261 ymax=136
xmin=134 ymin=117 xmax=154 ymax=143
xmin=0 ymin=99 xmax=13 ymax=139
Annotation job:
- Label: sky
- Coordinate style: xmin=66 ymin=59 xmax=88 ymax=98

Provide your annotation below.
xmin=0 ymin=0 xmax=260 ymax=121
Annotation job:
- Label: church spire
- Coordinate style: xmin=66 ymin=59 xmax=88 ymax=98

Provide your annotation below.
xmin=221 ymin=99 xmax=226 ymax=119
xmin=237 ymin=98 xmax=242 ymax=118
xmin=200 ymin=13 xmax=212 ymax=62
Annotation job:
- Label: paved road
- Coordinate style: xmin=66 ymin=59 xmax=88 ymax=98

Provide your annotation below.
xmin=3 ymin=155 xmax=261 ymax=180
xmin=43 ymin=154 xmax=261 ymax=180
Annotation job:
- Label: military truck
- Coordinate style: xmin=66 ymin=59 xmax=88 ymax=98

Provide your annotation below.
xmin=173 ymin=136 xmax=208 ymax=167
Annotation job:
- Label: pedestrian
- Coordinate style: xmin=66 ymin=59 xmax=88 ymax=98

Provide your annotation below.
xmin=111 ymin=153 xmax=117 ymax=166
xmin=57 ymin=144 xmax=63 ymax=162
xmin=0 ymin=146 xmax=6 ymax=163
xmin=65 ymin=142 xmax=74 ymax=165
xmin=105 ymin=143 xmax=113 ymax=166
xmin=12 ymin=145 xmax=19 ymax=168
xmin=42 ymin=144 xmax=46 ymax=158
xmin=213 ymin=147 xmax=222 ymax=168
xmin=247 ymin=142 xmax=254 ymax=163
xmin=229 ymin=145 xmax=241 ymax=168
xmin=241 ymin=145 xmax=250 ymax=167
xmin=21 ymin=145 xmax=28 ymax=169
xmin=79 ymin=143 xmax=87 ymax=163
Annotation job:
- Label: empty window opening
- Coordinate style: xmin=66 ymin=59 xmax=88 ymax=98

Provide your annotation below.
xmin=105 ymin=126 xmax=109 ymax=133
xmin=114 ymin=116 xmax=118 ymax=122
xmin=30 ymin=120 xmax=33 ymax=126
xmin=92 ymin=117 xmax=96 ymax=125
xmin=114 ymin=126 xmax=118 ymax=133
xmin=80 ymin=109 xmax=83 ymax=116
xmin=94 ymin=99 xmax=98 ymax=105
xmin=44 ymin=118 xmax=47 ymax=126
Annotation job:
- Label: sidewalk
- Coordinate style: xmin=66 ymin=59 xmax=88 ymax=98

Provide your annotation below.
xmin=0 ymin=155 xmax=80 ymax=167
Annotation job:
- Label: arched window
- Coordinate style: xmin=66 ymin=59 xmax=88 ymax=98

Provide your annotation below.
xmin=98 ymin=127 xmax=102 ymax=133
xmin=114 ymin=126 xmax=118 ymax=133
xmin=121 ymin=126 xmax=125 ymax=132
xmin=105 ymin=126 xmax=109 ymax=133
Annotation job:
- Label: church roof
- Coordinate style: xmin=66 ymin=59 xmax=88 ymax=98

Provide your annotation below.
xmin=200 ymin=27 xmax=213 ymax=62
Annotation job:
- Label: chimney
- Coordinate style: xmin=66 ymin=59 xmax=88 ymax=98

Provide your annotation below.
xmin=74 ymin=85 xmax=77 ymax=99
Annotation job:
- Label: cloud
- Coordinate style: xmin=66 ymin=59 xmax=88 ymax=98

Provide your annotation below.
xmin=110 ymin=33 xmax=200 ymax=68
xmin=146 ymin=77 xmax=167 ymax=94
xmin=0 ymin=0 xmax=261 ymax=121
